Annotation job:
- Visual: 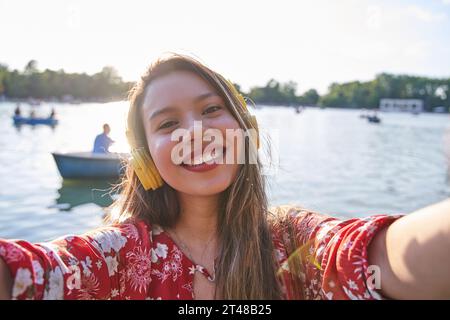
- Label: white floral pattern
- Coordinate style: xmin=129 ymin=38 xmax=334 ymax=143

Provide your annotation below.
xmin=150 ymin=242 xmax=168 ymax=263
xmin=0 ymin=213 xmax=401 ymax=300
xmin=105 ymin=256 xmax=119 ymax=276
xmin=91 ymin=229 xmax=127 ymax=254
xmin=43 ymin=266 xmax=64 ymax=300
xmin=12 ymin=268 xmax=33 ymax=298
xmin=32 ymin=260 xmax=44 ymax=285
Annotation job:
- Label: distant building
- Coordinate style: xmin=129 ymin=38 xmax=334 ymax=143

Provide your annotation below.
xmin=433 ymin=106 xmax=447 ymax=113
xmin=379 ymin=99 xmax=423 ymax=113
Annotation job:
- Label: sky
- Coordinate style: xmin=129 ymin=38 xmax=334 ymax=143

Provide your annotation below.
xmin=0 ymin=0 xmax=449 ymax=94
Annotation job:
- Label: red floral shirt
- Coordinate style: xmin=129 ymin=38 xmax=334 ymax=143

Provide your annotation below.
xmin=0 ymin=207 xmax=400 ymax=300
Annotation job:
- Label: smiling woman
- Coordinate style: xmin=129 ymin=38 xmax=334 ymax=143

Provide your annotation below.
xmin=137 ymin=69 xmax=243 ymax=196
xmin=0 ymin=54 xmax=450 ymax=300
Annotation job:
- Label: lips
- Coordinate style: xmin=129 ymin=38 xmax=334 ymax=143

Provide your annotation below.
xmin=180 ymin=161 xmax=219 ymax=172
xmin=180 ymin=146 xmax=226 ymax=166
xmin=180 ymin=146 xmax=226 ymax=172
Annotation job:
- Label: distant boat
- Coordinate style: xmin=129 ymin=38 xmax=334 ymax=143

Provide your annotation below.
xmin=52 ymin=152 xmax=129 ymax=179
xmin=367 ymin=115 xmax=381 ymax=123
xmin=13 ymin=115 xmax=58 ymax=126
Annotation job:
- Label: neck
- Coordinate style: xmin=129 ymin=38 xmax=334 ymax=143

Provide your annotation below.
xmin=174 ymin=192 xmax=220 ymax=244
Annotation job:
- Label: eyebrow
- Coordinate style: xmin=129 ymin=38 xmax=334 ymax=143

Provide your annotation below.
xmin=193 ymin=92 xmax=219 ymax=103
xmin=148 ymin=106 xmax=177 ymax=122
xmin=148 ymin=92 xmax=220 ymax=121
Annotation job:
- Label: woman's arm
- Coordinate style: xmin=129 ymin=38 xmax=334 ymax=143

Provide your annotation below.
xmin=369 ymin=198 xmax=450 ymax=299
xmin=0 ymin=258 xmax=12 ymax=299
xmin=0 ymin=221 xmax=147 ymax=299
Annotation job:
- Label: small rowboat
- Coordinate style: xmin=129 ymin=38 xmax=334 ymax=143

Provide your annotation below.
xmin=13 ymin=115 xmax=58 ymax=126
xmin=367 ymin=115 xmax=381 ymax=123
xmin=52 ymin=152 xmax=129 ymax=179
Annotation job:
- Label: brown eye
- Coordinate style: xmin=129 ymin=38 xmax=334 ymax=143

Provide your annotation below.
xmin=202 ymin=105 xmax=222 ymax=115
xmin=159 ymin=120 xmax=178 ymax=130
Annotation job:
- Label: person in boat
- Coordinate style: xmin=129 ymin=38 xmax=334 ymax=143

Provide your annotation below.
xmin=92 ymin=123 xmax=115 ymax=153
xmin=29 ymin=109 xmax=36 ymax=119
xmin=14 ymin=103 xmax=21 ymax=117
xmin=1 ymin=54 xmax=450 ymax=300
xmin=49 ymin=108 xmax=56 ymax=119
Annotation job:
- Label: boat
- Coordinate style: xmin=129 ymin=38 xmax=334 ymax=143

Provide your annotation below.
xmin=367 ymin=115 xmax=381 ymax=123
xmin=13 ymin=115 xmax=58 ymax=126
xmin=52 ymin=152 xmax=129 ymax=179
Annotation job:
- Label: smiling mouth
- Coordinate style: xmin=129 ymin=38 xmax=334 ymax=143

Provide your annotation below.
xmin=180 ymin=147 xmax=226 ymax=168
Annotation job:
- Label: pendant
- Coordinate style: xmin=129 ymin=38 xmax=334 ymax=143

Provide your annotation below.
xmin=207 ymin=273 xmax=216 ymax=283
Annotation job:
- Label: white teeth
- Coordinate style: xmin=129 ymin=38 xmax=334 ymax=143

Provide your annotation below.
xmin=203 ymin=148 xmax=223 ymax=163
xmin=202 ymin=153 xmax=214 ymax=163
xmin=203 ymin=152 xmax=217 ymax=162
xmin=183 ymin=148 xmax=224 ymax=166
xmin=193 ymin=156 xmax=203 ymax=165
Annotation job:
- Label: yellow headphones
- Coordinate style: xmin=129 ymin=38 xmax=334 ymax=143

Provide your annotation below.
xmin=126 ymin=78 xmax=260 ymax=191
xmin=224 ymin=79 xmax=260 ymax=150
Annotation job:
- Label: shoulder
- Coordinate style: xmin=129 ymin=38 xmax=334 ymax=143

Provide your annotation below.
xmin=81 ymin=220 xmax=152 ymax=251
xmin=41 ymin=219 xmax=153 ymax=261
xmin=268 ymin=205 xmax=330 ymax=222
xmin=267 ymin=205 xmax=398 ymax=242
xmin=268 ymin=205 xmax=336 ymax=238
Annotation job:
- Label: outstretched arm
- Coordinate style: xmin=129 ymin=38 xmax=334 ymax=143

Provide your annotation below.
xmin=0 ymin=221 xmax=148 ymax=300
xmin=369 ymin=198 xmax=450 ymax=299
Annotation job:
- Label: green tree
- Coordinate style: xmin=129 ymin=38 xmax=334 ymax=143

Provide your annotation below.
xmin=299 ymin=89 xmax=319 ymax=106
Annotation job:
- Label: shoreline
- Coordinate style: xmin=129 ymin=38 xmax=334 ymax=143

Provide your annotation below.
xmin=0 ymin=99 xmax=448 ymax=114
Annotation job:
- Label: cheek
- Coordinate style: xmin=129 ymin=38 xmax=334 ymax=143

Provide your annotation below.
xmin=217 ymin=114 xmax=241 ymax=131
xmin=148 ymin=136 xmax=176 ymax=174
xmin=214 ymin=116 xmax=246 ymax=162
xmin=210 ymin=114 xmax=242 ymax=145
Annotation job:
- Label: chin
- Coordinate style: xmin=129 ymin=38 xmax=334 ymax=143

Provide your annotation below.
xmin=167 ymin=172 xmax=236 ymax=196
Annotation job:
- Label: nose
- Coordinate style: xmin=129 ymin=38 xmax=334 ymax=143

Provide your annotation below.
xmin=184 ymin=119 xmax=207 ymax=154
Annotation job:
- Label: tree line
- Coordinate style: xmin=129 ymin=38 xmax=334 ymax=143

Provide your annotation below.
xmin=244 ymin=74 xmax=449 ymax=112
xmin=1 ymin=60 xmax=449 ymax=112
xmin=0 ymin=60 xmax=133 ymax=102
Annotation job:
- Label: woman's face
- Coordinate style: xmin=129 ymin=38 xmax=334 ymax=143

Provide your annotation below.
xmin=141 ymin=70 xmax=241 ymax=196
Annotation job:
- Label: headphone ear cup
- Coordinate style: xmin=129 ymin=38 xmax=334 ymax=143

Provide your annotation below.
xmin=130 ymin=148 xmax=163 ymax=191
xmin=225 ymin=78 xmax=260 ymax=150
xmin=249 ymin=115 xmax=260 ymax=150
xmin=126 ymin=124 xmax=164 ymax=190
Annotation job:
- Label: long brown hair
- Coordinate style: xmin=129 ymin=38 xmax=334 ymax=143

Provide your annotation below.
xmin=107 ymin=53 xmax=282 ymax=299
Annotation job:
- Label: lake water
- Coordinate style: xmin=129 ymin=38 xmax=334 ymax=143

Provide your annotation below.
xmin=0 ymin=102 xmax=449 ymax=242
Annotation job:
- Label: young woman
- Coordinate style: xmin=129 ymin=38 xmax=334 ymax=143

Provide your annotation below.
xmin=1 ymin=54 xmax=449 ymax=300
